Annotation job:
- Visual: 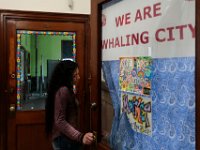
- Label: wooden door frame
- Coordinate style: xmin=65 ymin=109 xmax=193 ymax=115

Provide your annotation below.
xmin=90 ymin=0 xmax=199 ymax=149
xmin=90 ymin=0 xmax=111 ymax=149
xmin=196 ymin=1 xmax=200 ymax=149
xmin=0 ymin=10 xmax=90 ymax=150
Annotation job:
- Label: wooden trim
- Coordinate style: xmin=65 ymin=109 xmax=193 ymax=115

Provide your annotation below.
xmin=196 ymin=0 xmax=199 ymax=149
xmin=0 ymin=9 xmax=8 ymax=150
xmin=98 ymin=143 xmax=111 ymax=150
xmin=0 ymin=9 xmax=89 ymax=22
xmin=90 ymin=0 xmax=111 ymax=149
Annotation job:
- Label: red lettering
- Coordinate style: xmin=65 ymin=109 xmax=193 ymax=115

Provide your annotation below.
xmin=126 ymin=34 xmax=131 ymax=46
xmin=144 ymin=6 xmax=152 ymax=20
xmin=102 ymin=14 xmax=106 ymax=27
xmin=155 ymin=28 xmax=165 ymax=42
xmin=134 ymin=10 xmax=142 ymax=22
xmin=167 ymin=27 xmax=175 ymax=41
xmin=188 ymin=24 xmax=195 ymax=38
xmin=140 ymin=31 xmax=149 ymax=44
xmin=115 ymin=13 xmax=131 ymax=27
xmin=121 ymin=36 xmax=126 ymax=47
xmin=155 ymin=24 xmax=194 ymax=42
xmin=135 ymin=3 xmax=162 ymax=22
xmin=115 ymin=37 xmax=120 ymax=48
xmin=115 ymin=15 xmax=124 ymax=27
xmin=102 ymin=39 xmax=108 ymax=49
xmin=125 ymin=13 xmax=131 ymax=25
xmin=109 ymin=38 xmax=115 ymax=48
xmin=176 ymin=25 xmax=187 ymax=40
xmin=154 ymin=3 xmax=161 ymax=17
xmin=131 ymin=33 xmax=139 ymax=45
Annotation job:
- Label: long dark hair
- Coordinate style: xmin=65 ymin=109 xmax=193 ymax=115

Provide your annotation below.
xmin=45 ymin=60 xmax=78 ymax=136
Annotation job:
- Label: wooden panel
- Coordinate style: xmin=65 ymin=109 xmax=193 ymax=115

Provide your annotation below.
xmin=16 ymin=111 xmax=45 ymax=124
xmin=196 ymin=0 xmax=200 ymax=150
xmin=7 ymin=19 xmax=17 ymax=150
xmin=17 ymin=124 xmax=52 ymax=150
xmin=16 ymin=20 xmax=84 ymax=31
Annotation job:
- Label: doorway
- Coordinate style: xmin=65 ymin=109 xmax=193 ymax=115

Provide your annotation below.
xmin=0 ymin=10 xmax=90 ymax=150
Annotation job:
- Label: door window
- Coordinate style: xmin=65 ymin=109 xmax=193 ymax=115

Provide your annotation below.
xmin=16 ymin=30 xmax=76 ymax=111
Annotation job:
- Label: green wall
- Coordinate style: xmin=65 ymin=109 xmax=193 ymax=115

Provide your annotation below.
xmin=21 ymin=34 xmax=72 ymax=77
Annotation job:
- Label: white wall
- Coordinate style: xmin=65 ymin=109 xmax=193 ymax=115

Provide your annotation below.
xmin=0 ymin=0 xmax=91 ymax=14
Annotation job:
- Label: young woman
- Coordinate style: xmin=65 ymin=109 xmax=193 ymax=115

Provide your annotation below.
xmin=45 ymin=60 xmax=94 ymax=150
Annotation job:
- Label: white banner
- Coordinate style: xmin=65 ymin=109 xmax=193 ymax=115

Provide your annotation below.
xmin=102 ymin=0 xmax=195 ymax=60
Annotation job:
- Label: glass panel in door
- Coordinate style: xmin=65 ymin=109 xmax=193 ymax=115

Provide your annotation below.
xmin=100 ymin=1 xmax=195 ymax=150
xmin=16 ymin=30 xmax=76 ymax=111
xmin=101 ymin=69 xmax=114 ymax=145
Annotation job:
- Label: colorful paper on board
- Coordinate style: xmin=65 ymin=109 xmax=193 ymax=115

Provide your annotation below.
xmin=121 ymin=92 xmax=152 ymax=136
xmin=119 ymin=57 xmax=152 ymax=95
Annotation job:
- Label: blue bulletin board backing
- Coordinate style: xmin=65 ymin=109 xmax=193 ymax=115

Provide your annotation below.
xmin=102 ymin=57 xmax=195 ymax=150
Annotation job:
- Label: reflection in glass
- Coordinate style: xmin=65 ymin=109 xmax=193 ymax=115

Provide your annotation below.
xmin=16 ymin=30 xmax=76 ymax=111
xmin=101 ymin=69 xmax=114 ymax=145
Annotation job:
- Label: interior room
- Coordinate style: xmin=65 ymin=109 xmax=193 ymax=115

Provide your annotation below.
xmin=0 ymin=0 xmax=199 ymax=150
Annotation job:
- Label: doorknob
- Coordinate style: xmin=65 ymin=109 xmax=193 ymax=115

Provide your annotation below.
xmin=90 ymin=102 xmax=97 ymax=109
xmin=10 ymin=73 xmax=16 ymax=79
xmin=9 ymin=104 xmax=16 ymax=112
xmin=93 ymin=131 xmax=97 ymax=140
xmin=93 ymin=131 xmax=97 ymax=146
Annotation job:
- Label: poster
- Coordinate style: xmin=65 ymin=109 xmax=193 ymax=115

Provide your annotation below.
xmin=121 ymin=92 xmax=152 ymax=136
xmin=119 ymin=56 xmax=152 ymax=135
xmin=119 ymin=57 xmax=152 ymax=95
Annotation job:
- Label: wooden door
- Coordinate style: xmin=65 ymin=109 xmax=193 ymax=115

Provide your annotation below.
xmin=0 ymin=10 xmax=90 ymax=150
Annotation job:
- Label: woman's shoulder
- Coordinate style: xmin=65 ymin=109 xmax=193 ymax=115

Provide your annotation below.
xmin=57 ymin=86 xmax=70 ymax=94
xmin=55 ymin=86 xmax=72 ymax=101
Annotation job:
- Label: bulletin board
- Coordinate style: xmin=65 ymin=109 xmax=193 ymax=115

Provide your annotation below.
xmin=101 ymin=0 xmax=195 ymax=149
